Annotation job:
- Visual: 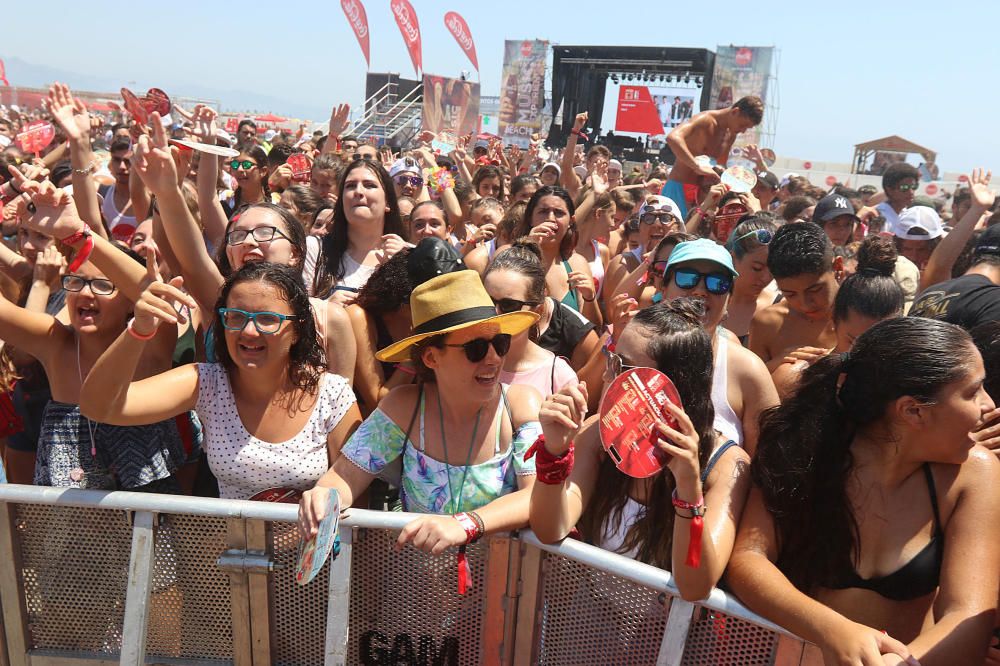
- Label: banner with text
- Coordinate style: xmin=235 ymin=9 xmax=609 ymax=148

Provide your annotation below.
xmin=340 ymin=0 xmax=371 ymax=67
xmin=708 ymin=45 xmax=773 ymax=146
xmin=390 ymin=0 xmax=422 ymax=76
xmin=498 ymin=39 xmax=548 ymax=148
xmin=422 ymin=74 xmax=480 ymax=137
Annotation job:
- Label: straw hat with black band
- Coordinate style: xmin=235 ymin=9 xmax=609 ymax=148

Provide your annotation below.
xmin=376 ymin=270 xmax=539 ymax=363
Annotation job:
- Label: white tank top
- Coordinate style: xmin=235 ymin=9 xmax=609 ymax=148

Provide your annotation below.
xmin=101 ymin=183 xmax=137 ymax=242
xmin=598 ymin=496 xmax=643 ymax=559
xmin=588 ymin=239 xmax=606 ymax=298
xmin=711 ymin=331 xmax=744 ymax=445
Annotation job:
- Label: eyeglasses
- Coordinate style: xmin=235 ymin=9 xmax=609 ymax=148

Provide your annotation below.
xmin=672 ymin=267 xmax=733 ymax=295
xmin=62 ymin=275 xmax=116 ymax=295
xmin=493 ymin=297 xmax=540 ymax=314
xmin=640 ymin=212 xmax=676 ymax=225
xmin=226 ymin=226 xmax=289 ymax=246
xmin=217 ymin=308 xmax=297 ymax=335
xmin=731 ymin=228 xmax=773 ymax=246
xmin=229 ymin=160 xmax=257 ymax=171
xmin=649 ymin=260 xmax=670 ymax=279
xmin=604 ymin=347 xmax=640 ymax=380
xmin=394 ymin=175 xmax=424 ymax=188
xmin=444 ymin=333 xmax=512 ymax=363
xmin=895 ymin=183 xmax=919 ymax=192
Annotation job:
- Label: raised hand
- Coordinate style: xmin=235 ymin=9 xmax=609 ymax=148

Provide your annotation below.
xmin=32 ymin=245 xmax=66 ymax=285
xmin=968 ymin=168 xmax=996 ymax=210
xmin=592 ymin=161 xmax=610 ymax=194
xmin=17 ymin=177 xmax=87 ymax=240
xmin=190 ymin=105 xmax=218 ymax=143
xmin=44 ymin=82 xmax=90 ymax=143
xmin=131 ymin=248 xmax=196 ymax=337
xmin=132 ymin=112 xmax=180 ymax=195
xmin=609 ymin=293 xmax=640 ymax=344
xmin=327 ymin=103 xmax=351 ymax=139
xmin=538 ymin=382 xmax=590 ymax=456
xmin=567 ymin=271 xmax=596 ymax=303
xmin=573 ymin=111 xmax=588 ymax=133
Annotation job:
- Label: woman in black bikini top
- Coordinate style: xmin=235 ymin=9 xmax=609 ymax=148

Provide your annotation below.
xmin=728 ymin=317 xmax=1000 ymax=665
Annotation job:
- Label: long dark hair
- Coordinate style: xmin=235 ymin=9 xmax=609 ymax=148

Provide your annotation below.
xmin=515 ymin=185 xmax=578 ymax=261
xmin=833 ymin=235 xmax=903 ymax=322
xmin=356 ymin=248 xmax=412 ymax=314
xmin=472 ymin=164 xmax=506 ymax=201
xmin=216 ymin=203 xmax=308 ymax=277
xmin=213 ymin=262 xmax=327 ymax=396
xmin=232 ymin=145 xmax=270 ymax=210
xmin=578 ymin=298 xmax=716 ymax=568
xmin=753 ymin=317 xmax=977 ymax=592
xmin=316 ymin=158 xmax=407 ymax=295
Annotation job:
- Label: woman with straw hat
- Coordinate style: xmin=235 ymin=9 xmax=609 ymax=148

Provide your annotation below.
xmin=299 ymin=270 xmax=544 ymax=554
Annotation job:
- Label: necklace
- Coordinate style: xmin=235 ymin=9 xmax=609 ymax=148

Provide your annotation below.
xmin=436 ymin=387 xmax=483 ymax=515
xmin=74 ymin=334 xmax=98 ymax=483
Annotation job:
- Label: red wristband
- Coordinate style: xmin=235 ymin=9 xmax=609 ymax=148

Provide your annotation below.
xmin=672 ymin=489 xmax=706 ymax=568
xmin=570 ymin=128 xmax=589 ymax=142
xmin=524 ymin=434 xmax=574 ymax=484
xmin=453 ymin=512 xmax=482 ymax=544
xmin=66 ymin=233 xmax=94 ymax=273
xmin=127 ymin=318 xmax=157 ymax=341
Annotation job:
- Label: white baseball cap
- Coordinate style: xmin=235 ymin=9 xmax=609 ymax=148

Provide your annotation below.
xmin=609 ymin=159 xmax=623 ymax=173
xmin=895 ymin=206 xmax=944 ymax=240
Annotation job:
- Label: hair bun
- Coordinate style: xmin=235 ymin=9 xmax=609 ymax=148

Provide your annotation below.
xmin=855 ymin=235 xmax=897 ymax=277
xmin=510 ymin=237 xmax=543 ymax=261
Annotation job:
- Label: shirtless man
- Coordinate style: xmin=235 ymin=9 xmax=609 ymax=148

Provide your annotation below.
xmin=663 ymin=96 xmax=764 ymax=218
xmin=748 ymin=222 xmax=842 ymax=373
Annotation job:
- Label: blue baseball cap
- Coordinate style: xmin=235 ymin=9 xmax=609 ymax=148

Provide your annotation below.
xmin=665 ymin=238 xmax=739 ymax=277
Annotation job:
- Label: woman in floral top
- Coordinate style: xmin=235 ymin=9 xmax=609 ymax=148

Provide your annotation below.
xmin=299 ymin=270 xmax=543 ymax=554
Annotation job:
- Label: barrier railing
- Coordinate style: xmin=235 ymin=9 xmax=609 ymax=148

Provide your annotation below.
xmin=0 ymin=485 xmax=820 ymax=666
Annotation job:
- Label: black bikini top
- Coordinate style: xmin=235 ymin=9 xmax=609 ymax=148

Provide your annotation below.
xmin=830 ymin=464 xmax=943 ymax=601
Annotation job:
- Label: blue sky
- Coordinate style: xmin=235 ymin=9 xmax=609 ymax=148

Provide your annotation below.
xmin=3 ymin=1 xmax=998 ymax=171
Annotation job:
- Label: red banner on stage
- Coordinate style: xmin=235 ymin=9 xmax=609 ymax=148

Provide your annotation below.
xmin=0 ymin=59 xmax=9 ymax=87
xmin=391 ymin=0 xmax=422 ymax=76
xmin=443 ymin=11 xmax=478 ymax=72
xmin=341 ymin=0 xmax=371 ymax=67
xmin=615 ymin=86 xmax=665 ymax=136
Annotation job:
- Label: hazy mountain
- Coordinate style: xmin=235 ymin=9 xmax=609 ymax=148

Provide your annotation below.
xmin=1 ymin=55 xmax=329 ymax=121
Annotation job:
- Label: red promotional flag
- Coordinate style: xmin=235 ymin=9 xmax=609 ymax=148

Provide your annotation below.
xmin=443 ymin=11 xmax=478 ymax=72
xmin=390 ymin=0 xmax=422 ymax=76
xmin=0 ymin=59 xmax=9 ymax=87
xmin=615 ymin=86 xmax=665 ymax=136
xmin=341 ymin=0 xmax=371 ymax=67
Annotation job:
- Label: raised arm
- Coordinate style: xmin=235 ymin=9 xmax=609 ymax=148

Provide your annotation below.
xmin=80 ymin=261 xmax=199 ymax=425
xmin=320 ymin=104 xmax=351 ymax=156
xmin=44 ymin=83 xmax=108 ymax=240
xmin=920 ymin=168 xmax=995 ymax=291
xmin=136 ymin=110 xmax=224 ymax=312
xmin=189 ymin=106 xmax=229 ymax=252
xmin=560 ymin=112 xmax=587 ymax=198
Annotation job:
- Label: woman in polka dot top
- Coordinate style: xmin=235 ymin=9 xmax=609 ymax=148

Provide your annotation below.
xmin=81 ymin=262 xmax=363 ymax=499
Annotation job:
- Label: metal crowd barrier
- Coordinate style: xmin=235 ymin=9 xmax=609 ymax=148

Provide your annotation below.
xmin=0 ymin=485 xmax=822 ymax=666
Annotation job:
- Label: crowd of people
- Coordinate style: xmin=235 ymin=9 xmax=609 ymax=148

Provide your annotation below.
xmin=2 ymin=85 xmax=1000 ymax=664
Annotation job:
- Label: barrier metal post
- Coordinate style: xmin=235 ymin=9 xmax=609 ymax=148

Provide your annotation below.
xmin=225 ymin=518 xmax=253 ymax=666
xmin=119 ymin=511 xmax=155 ymax=666
xmin=657 ymin=597 xmax=695 ymax=666
xmin=0 ymin=502 xmax=29 ymax=666
xmin=245 ymin=519 xmax=272 ymax=665
xmin=323 ymin=525 xmax=353 ymax=666
xmin=511 ymin=544 xmax=543 ymax=666
xmin=480 ymin=535 xmax=511 ymax=665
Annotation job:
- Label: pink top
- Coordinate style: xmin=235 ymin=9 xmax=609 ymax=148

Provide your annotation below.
xmin=499 ymin=353 xmax=578 ymax=398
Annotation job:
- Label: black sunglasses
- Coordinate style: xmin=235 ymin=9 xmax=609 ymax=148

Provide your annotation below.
xmin=444 ymin=333 xmax=512 ymax=363
xmin=493 ymin=297 xmax=540 ymax=314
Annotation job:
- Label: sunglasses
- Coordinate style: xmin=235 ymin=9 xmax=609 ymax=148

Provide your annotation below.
xmin=444 ymin=333 xmax=512 ymax=363
xmin=672 ymin=267 xmax=733 ymax=295
xmin=649 ymin=260 xmax=670 ymax=279
xmin=493 ymin=297 xmax=540 ymax=314
xmin=229 ymin=160 xmax=257 ymax=171
xmin=640 ymin=211 xmax=676 ymax=225
xmin=226 ymin=226 xmax=289 ymax=246
xmin=62 ymin=275 xmax=116 ymax=296
xmin=218 ymin=308 xmax=297 ymax=335
xmin=394 ymin=175 xmax=424 ymax=188
xmin=730 ymin=228 xmax=773 ymax=246
xmin=895 ymin=183 xmax=919 ymax=192
xmin=604 ymin=347 xmax=640 ymax=380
